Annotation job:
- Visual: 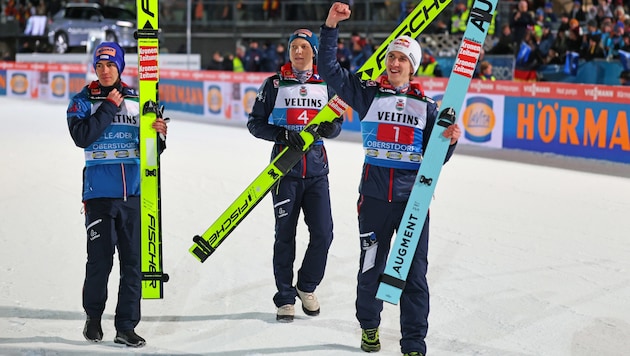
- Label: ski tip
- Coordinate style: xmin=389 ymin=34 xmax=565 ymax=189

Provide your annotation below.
xmin=189 ymin=237 xmax=212 ymax=263
xmin=189 ymin=246 xmax=209 ymax=263
xmin=375 ymin=286 xmax=402 ymax=305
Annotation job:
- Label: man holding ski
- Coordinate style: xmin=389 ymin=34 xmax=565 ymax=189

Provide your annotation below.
xmin=318 ymin=3 xmax=461 ymax=355
xmin=67 ymin=41 xmax=169 ymax=347
xmin=247 ymin=28 xmax=343 ymax=322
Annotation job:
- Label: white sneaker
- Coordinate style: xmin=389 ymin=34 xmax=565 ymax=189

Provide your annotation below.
xmin=297 ymin=288 xmax=320 ymax=316
xmin=276 ymin=304 xmax=295 ymax=322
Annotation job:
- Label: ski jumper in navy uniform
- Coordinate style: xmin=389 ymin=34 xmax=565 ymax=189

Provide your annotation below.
xmin=318 ymin=25 xmax=457 ymax=355
xmin=68 ymin=79 xmax=144 ymax=332
xmin=67 ymin=42 xmax=166 ymax=336
xmin=247 ymin=61 xmax=342 ymax=308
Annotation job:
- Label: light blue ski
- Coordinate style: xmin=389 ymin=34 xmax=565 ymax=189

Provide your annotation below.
xmin=376 ymin=0 xmax=498 ymax=305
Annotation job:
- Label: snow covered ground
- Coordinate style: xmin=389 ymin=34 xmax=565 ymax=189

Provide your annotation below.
xmin=1 ymin=97 xmax=629 ymax=356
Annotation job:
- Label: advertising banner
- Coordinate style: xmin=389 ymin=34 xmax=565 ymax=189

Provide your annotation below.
xmin=1 ymin=62 xmax=628 ymax=164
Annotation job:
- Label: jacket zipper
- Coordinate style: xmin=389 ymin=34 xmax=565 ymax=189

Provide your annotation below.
xmin=121 ymin=163 xmax=127 ymax=201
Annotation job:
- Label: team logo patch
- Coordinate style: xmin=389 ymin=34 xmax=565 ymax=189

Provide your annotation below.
xmin=395 ymin=99 xmax=405 ymax=111
xmin=95 ymin=46 xmax=117 ymax=60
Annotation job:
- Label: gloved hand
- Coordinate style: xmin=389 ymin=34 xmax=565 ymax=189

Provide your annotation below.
xmin=316 ymin=119 xmax=340 ymax=138
xmin=277 ymin=129 xmax=305 ymax=150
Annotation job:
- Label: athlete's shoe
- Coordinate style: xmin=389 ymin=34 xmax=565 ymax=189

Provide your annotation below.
xmin=297 ymin=288 xmax=320 ymax=316
xmin=403 ymin=352 xmax=423 ymax=356
xmin=83 ymin=317 xmax=103 ymax=342
xmin=361 ymin=327 xmax=381 ymax=352
xmin=114 ymin=329 xmax=146 ymax=347
xmin=276 ymin=304 xmax=295 ymax=322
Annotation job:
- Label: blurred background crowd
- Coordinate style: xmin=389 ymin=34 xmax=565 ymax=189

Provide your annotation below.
xmin=2 ymin=0 xmax=629 ymax=84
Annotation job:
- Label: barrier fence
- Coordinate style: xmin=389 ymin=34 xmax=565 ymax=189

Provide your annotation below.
xmin=1 ymin=61 xmax=628 ymax=164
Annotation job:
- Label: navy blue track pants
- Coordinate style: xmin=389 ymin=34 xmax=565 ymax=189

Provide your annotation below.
xmin=271 ymin=175 xmax=334 ymax=307
xmin=356 ymin=195 xmax=430 ymax=355
xmin=82 ymin=197 xmax=141 ymax=331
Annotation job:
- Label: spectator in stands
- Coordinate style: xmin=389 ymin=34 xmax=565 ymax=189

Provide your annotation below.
xmin=582 ymin=19 xmax=602 ymax=45
xmin=233 ymin=45 xmax=246 ymax=72
xmin=537 ymin=22 xmax=556 ymax=62
xmin=566 ymin=18 xmax=584 ymax=53
xmin=598 ymin=19 xmax=614 ymax=55
xmin=533 ymin=8 xmax=547 ymax=38
xmin=596 ymin=0 xmax=614 ymax=23
xmin=542 ymin=2 xmax=558 ymax=24
xmin=568 ymin=0 xmax=586 ymax=22
xmin=548 ymin=26 xmax=569 ymax=64
xmin=417 ymin=47 xmax=443 ymax=77
xmin=489 ymin=23 xmax=516 ymax=55
xmin=4 ymin=0 xmax=17 ymax=20
xmin=510 ymin=0 xmax=535 ymax=49
xmin=398 ymin=1 xmax=416 ymax=25
xmin=478 ymin=61 xmax=496 ymax=80
xmin=581 ymin=33 xmax=606 ymax=60
xmin=336 ymin=38 xmax=352 ymax=70
xmin=514 ymin=29 xmax=543 ymax=81
xmin=349 ymin=32 xmax=373 ymax=73
xmin=206 ymin=50 xmax=228 ymax=71
xmin=432 ymin=18 xmax=450 ymax=34
xmin=612 ymin=5 xmax=629 ymax=24
xmin=557 ymin=12 xmax=571 ymax=33
xmin=244 ymin=40 xmax=263 ymax=72
xmin=605 ymin=22 xmax=626 ymax=58
xmin=581 ymin=19 xmax=606 ymax=60
xmin=275 ymin=43 xmax=287 ymax=71
xmin=223 ymin=52 xmax=234 ymax=71
xmin=450 ymin=0 xmax=469 ymax=34
xmin=260 ymin=41 xmax=280 ymax=72
xmin=585 ymin=4 xmax=599 ymax=25
xmin=619 ymin=69 xmax=630 ymax=85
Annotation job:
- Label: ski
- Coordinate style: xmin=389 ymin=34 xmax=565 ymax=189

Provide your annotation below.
xmin=375 ymin=0 xmax=498 ymax=305
xmin=189 ymin=0 xmax=453 ymax=263
xmin=137 ymin=0 xmax=169 ymax=298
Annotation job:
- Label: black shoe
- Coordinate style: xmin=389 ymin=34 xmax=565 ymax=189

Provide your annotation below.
xmin=82 ymin=317 xmax=103 ymax=342
xmin=114 ymin=329 xmax=146 ymax=347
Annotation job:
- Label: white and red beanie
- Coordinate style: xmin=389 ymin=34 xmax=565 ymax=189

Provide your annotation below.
xmin=386 ymin=36 xmax=422 ymax=73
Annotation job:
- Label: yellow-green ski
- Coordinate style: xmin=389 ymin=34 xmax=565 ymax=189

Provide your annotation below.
xmin=190 ymin=0 xmax=453 ymax=263
xmin=137 ymin=0 xmax=168 ymax=298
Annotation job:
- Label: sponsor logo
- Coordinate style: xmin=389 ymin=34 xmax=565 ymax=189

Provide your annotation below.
xmin=92 ymin=151 xmax=107 ymax=159
xmin=114 ymin=150 xmax=130 ymax=158
xmin=462 ymin=96 xmax=495 ymax=143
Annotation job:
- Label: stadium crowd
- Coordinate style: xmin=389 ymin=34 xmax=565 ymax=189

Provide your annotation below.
xmin=199 ymin=0 xmax=630 ymax=84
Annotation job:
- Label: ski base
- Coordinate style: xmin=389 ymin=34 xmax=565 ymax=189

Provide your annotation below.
xmin=137 ymin=0 xmax=167 ymax=299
